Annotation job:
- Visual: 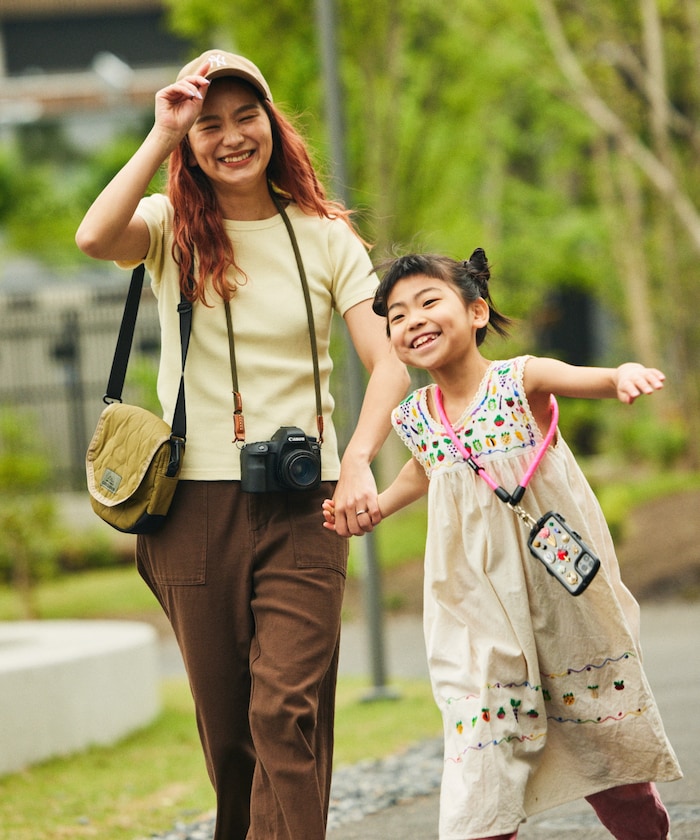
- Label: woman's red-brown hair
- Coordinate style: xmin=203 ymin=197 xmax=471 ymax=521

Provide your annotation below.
xmin=167 ymin=86 xmax=362 ymax=304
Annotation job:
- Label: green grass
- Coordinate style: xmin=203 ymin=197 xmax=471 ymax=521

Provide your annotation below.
xmin=0 ymin=565 xmax=158 ymax=622
xmin=0 ymin=680 xmax=214 ymax=840
xmin=0 ymin=677 xmax=439 ymax=840
xmin=335 ymin=677 xmax=440 ymax=766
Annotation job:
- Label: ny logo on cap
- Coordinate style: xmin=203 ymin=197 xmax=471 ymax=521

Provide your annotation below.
xmin=208 ymin=53 xmax=230 ymax=69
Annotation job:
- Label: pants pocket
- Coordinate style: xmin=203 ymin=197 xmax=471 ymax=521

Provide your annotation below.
xmin=137 ymin=481 xmax=207 ymax=586
xmin=289 ymin=482 xmax=348 ymax=575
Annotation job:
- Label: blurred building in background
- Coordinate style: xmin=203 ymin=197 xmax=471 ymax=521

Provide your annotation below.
xmin=0 ymin=0 xmax=190 ymax=147
xmin=0 ymin=1 xmax=193 ymax=488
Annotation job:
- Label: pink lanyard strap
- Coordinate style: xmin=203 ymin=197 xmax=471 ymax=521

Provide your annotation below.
xmin=434 ymin=387 xmax=559 ymax=506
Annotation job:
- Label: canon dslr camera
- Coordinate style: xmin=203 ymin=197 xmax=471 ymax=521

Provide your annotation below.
xmin=240 ymin=426 xmax=321 ymax=493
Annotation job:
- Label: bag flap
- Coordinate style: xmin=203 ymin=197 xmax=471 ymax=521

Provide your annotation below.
xmin=86 ymin=403 xmax=173 ymax=507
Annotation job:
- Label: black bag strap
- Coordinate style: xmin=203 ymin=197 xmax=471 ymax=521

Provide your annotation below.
xmin=103 ymin=263 xmax=192 ymax=475
xmin=104 ymin=263 xmax=147 ymax=403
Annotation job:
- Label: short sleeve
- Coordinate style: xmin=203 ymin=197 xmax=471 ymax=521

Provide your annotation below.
xmin=113 ymin=194 xmax=174 ymax=296
xmin=326 ymin=219 xmax=378 ymax=316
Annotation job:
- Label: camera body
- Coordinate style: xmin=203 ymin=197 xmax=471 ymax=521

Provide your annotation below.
xmin=527 ymin=511 xmax=600 ymax=596
xmin=240 ymin=426 xmax=321 ymax=493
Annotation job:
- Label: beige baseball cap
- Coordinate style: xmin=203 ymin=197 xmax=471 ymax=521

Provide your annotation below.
xmin=176 ymin=49 xmax=272 ymax=101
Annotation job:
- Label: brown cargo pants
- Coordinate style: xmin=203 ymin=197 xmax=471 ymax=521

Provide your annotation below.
xmin=136 ymin=480 xmax=347 ymax=840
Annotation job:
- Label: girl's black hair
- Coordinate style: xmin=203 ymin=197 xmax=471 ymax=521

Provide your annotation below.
xmin=372 ymin=249 xmax=512 ymax=346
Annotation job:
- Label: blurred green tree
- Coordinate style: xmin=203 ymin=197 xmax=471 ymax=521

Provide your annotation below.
xmin=0 ymin=410 xmax=60 ymax=618
xmin=0 ymin=0 xmax=696 ymax=463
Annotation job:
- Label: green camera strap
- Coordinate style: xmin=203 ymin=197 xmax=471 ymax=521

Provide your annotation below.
xmin=224 ymin=184 xmax=324 ymax=445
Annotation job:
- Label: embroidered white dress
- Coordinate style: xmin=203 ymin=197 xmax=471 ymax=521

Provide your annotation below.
xmin=391 ymin=356 xmax=681 ymax=840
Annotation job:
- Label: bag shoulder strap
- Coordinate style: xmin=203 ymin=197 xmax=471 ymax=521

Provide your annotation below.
xmin=104 ymin=263 xmax=145 ymax=403
xmin=103 ymin=263 xmax=192 ymax=449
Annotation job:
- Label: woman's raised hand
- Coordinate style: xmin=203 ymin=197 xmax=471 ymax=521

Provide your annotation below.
xmin=153 ymin=61 xmax=211 ymax=142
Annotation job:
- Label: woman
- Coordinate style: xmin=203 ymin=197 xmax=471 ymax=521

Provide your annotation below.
xmin=76 ymin=49 xmax=409 ymax=840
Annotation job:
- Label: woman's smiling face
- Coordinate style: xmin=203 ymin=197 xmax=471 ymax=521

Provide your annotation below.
xmin=187 ymin=78 xmax=273 ymax=197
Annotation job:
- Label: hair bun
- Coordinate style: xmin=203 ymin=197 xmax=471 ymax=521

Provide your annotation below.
xmin=468 ymin=248 xmax=488 ymax=272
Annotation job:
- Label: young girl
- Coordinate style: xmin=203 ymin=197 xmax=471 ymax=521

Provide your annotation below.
xmin=323 ymin=250 xmax=681 ymax=840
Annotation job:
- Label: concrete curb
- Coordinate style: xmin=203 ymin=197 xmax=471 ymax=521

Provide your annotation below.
xmin=0 ymin=619 xmax=160 ymax=775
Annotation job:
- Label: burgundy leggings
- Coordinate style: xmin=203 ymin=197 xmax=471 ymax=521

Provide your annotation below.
xmin=474 ymin=782 xmax=670 ymax=840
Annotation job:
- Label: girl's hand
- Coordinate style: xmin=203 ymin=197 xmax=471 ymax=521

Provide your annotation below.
xmin=322 ymin=499 xmax=338 ymax=532
xmin=153 ymin=61 xmax=211 ymax=141
xmin=616 ymin=363 xmax=666 ymax=404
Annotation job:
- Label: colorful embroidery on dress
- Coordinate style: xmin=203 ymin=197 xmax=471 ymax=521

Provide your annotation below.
xmin=446 ymin=730 xmax=547 ymax=761
xmin=542 ymin=650 xmax=637 ymax=679
xmin=440 ymin=648 xmax=648 ymax=762
xmin=391 ymin=357 xmax=541 ymax=477
xmin=548 ymin=707 xmax=647 ymax=726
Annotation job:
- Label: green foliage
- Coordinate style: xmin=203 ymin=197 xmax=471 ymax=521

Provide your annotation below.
xmin=0 ymin=410 xmax=51 ymax=490
xmin=0 ymin=125 xmax=161 ymax=266
xmin=0 ymin=410 xmax=123 ymax=607
xmin=0 ymin=147 xmax=42 ymax=222
xmin=53 ymin=530 xmax=125 ymax=575
xmin=0 ymin=496 xmax=60 ymax=586
xmin=76 ymin=131 xmax=164 ymax=209
xmin=554 ymin=397 xmax=606 ymax=458
xmin=125 ymin=357 xmax=161 ymax=415
xmin=595 ymin=469 xmax=700 ymax=545
xmin=604 ymin=407 xmax=688 ymax=470
xmin=0 ymin=410 xmax=61 ymax=613
xmin=163 ymin=0 xmax=230 ymax=48
xmin=0 ymin=124 xmax=88 ymax=265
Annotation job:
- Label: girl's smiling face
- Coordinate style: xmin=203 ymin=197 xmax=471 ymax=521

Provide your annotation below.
xmin=386 ymin=274 xmax=489 ymax=373
xmin=187 ymin=78 xmax=273 ymax=198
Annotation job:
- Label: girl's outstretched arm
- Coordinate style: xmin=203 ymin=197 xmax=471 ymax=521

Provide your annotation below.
xmin=524 ymin=357 xmax=665 ymax=419
xmin=323 ymin=456 xmax=428 ymax=533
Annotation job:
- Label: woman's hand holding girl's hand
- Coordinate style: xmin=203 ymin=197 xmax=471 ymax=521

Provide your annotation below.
xmin=329 ymin=456 xmax=383 ymax=537
xmin=322 ymin=498 xmax=383 ymax=535
xmin=616 ymin=363 xmax=666 ymax=404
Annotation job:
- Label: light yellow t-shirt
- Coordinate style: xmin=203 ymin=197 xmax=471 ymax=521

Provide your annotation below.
xmin=129 ymin=193 xmax=377 ymax=480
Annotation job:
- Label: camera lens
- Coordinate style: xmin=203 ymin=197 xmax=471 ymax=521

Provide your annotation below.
xmin=576 ymin=554 xmax=596 ymax=576
xmin=280 ymin=451 xmax=320 ymax=489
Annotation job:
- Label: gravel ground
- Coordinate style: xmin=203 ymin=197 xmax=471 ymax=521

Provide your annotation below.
xmin=151 ymin=738 xmax=443 ymax=839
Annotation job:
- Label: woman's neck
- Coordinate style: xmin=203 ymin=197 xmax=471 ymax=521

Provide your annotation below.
xmin=215 ymin=185 xmax=279 ymax=221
